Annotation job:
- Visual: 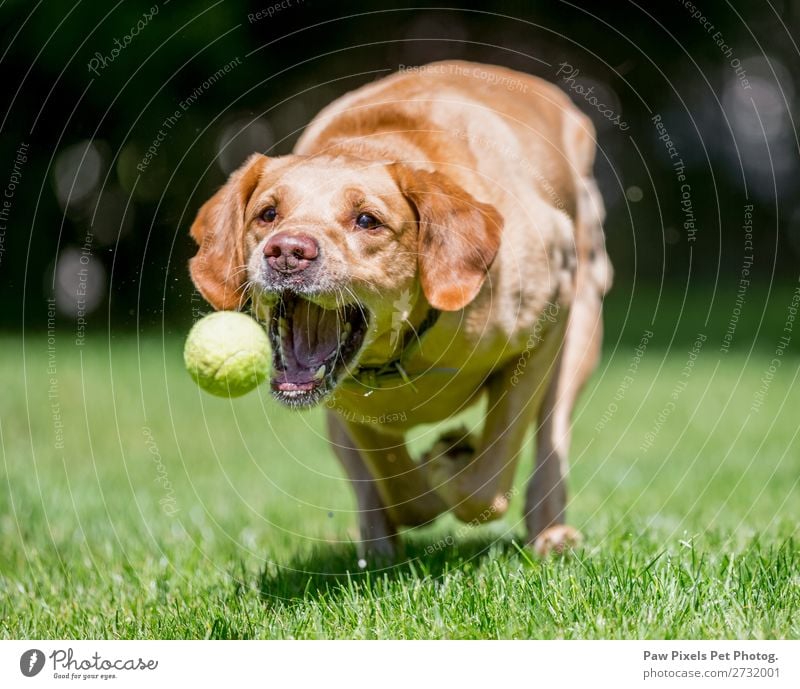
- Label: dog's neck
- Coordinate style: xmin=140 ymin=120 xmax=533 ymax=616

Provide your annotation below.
xmin=351 ymin=306 xmax=441 ymax=390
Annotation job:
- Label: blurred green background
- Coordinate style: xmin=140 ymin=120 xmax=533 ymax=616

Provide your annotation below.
xmin=1 ymin=0 xmax=798 ymax=334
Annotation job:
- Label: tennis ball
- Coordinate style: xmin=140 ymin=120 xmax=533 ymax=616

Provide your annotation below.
xmin=184 ymin=311 xmax=270 ymax=398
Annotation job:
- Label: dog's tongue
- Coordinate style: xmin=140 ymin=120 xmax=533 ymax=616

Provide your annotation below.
xmin=292 ymin=300 xmax=340 ymax=367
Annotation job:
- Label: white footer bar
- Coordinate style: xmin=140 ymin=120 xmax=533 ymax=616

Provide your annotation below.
xmin=1 ymin=640 xmax=797 ymax=688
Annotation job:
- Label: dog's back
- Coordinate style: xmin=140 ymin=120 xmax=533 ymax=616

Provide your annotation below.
xmin=298 ymin=62 xmax=610 ymax=376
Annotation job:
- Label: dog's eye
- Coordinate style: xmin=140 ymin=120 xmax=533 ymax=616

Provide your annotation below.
xmin=355 ymin=213 xmax=380 ymax=230
xmin=261 ymin=206 xmax=277 ymax=223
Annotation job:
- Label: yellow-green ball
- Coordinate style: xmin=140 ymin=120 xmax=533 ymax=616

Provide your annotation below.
xmin=184 ymin=312 xmax=270 ymax=398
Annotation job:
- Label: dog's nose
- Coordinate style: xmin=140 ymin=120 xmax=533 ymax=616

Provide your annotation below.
xmin=264 ymin=232 xmax=319 ymax=273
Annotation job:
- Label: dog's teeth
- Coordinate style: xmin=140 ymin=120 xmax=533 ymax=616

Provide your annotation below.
xmin=313 ymin=365 xmax=326 ymax=380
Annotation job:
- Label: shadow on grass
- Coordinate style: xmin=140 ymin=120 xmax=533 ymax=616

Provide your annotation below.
xmin=255 ymin=534 xmax=521 ymax=604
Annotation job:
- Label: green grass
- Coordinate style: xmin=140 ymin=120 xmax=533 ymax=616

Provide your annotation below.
xmin=2 ymin=294 xmax=800 ymax=638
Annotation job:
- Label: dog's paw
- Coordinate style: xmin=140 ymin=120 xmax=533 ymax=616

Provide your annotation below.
xmin=421 ymin=426 xmax=476 ymax=483
xmin=532 ymin=524 xmax=583 ymax=557
xmin=358 ymin=533 xmax=402 ymax=567
xmin=422 ymin=426 xmax=476 ymax=465
xmin=420 ymin=427 xmax=475 ymax=507
xmin=420 ymin=428 xmax=510 ymax=523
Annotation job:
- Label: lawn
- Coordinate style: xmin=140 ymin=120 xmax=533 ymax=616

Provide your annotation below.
xmin=1 ymin=290 xmax=799 ymax=639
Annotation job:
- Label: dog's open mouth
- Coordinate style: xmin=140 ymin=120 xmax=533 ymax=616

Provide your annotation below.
xmin=267 ymin=292 xmax=369 ymax=407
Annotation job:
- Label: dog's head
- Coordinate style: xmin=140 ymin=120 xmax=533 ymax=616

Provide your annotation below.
xmin=189 ymin=153 xmax=503 ymax=408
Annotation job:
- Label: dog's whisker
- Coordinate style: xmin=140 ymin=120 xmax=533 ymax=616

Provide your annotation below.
xmin=402 ymin=317 xmax=423 ymax=351
xmin=234 ymin=279 xmax=254 ymax=310
xmin=343 ymin=285 xmax=369 ymax=328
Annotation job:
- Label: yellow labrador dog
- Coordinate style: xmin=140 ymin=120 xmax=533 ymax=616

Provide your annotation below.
xmin=189 ymin=61 xmax=611 ymax=559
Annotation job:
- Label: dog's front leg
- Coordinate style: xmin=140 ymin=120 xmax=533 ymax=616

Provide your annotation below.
xmin=327 ymin=412 xmax=399 ymax=561
xmin=345 ymin=418 xmax=447 ymax=527
xmin=422 ymin=315 xmax=568 ymax=526
xmin=327 ymin=411 xmax=446 ymax=561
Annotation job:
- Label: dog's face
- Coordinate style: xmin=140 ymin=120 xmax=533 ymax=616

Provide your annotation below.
xmin=189 ymin=153 xmax=502 ymax=408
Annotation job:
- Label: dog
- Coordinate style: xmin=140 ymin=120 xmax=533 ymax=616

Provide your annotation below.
xmin=189 ymin=60 xmax=612 ymax=560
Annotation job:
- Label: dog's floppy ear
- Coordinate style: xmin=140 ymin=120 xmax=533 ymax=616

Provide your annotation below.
xmin=391 ymin=165 xmax=503 ymax=311
xmin=189 ymin=153 xmax=267 ymax=310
